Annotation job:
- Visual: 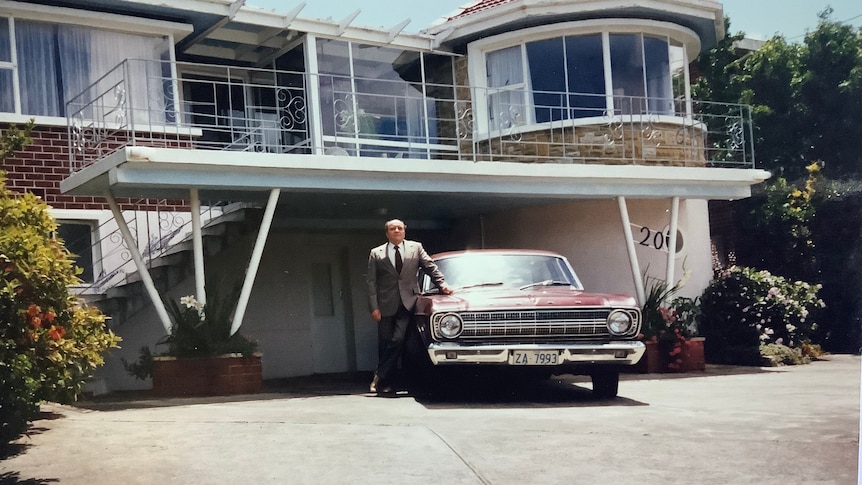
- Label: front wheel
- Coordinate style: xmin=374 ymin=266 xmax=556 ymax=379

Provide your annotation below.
xmin=590 ymin=370 xmax=620 ymax=399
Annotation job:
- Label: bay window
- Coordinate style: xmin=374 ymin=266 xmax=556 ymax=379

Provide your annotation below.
xmin=480 ymin=29 xmax=690 ymax=131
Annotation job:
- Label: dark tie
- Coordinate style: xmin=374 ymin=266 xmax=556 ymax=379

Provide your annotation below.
xmin=394 ymin=245 xmax=403 ymax=274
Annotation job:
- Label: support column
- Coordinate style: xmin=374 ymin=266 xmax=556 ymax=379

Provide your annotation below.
xmin=104 ymin=191 xmax=173 ymax=333
xmin=617 ymin=196 xmax=646 ymax=306
xmin=231 ymin=188 xmax=280 ymax=335
xmin=190 ymin=188 xmax=206 ymax=306
xmin=665 ymin=197 xmax=680 ymax=294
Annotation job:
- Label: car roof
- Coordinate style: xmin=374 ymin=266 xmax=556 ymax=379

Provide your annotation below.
xmin=431 ymin=249 xmax=565 ymax=260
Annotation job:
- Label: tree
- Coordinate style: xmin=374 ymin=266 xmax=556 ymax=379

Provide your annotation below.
xmin=0 ymin=121 xmax=120 ymax=445
xmin=693 ymin=11 xmax=862 ymax=180
xmin=697 ymin=11 xmax=862 ymax=351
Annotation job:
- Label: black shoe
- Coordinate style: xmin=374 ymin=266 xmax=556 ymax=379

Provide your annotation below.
xmin=376 ymin=387 xmax=396 ymax=397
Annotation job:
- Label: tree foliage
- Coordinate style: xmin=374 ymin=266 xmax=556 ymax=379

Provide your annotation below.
xmin=693 ymin=11 xmax=862 ymax=179
xmin=698 ymin=11 xmax=862 ymax=352
xmin=0 ymin=121 xmax=120 ymax=445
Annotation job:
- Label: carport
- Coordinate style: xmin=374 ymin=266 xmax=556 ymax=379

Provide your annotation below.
xmin=60 ymin=145 xmax=770 ymax=336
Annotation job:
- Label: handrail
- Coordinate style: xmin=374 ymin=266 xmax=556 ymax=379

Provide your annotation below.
xmin=66 ymin=59 xmax=756 ymax=172
xmin=70 ymin=200 xmax=244 ymax=303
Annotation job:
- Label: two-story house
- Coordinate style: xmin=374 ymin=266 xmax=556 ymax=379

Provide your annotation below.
xmin=0 ymin=0 xmax=769 ymax=391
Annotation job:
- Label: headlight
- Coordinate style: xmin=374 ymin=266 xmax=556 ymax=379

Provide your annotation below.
xmin=438 ymin=313 xmax=463 ymax=338
xmin=607 ymin=310 xmax=633 ymax=335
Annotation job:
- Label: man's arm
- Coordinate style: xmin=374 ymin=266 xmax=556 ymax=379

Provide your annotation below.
xmin=416 ymin=243 xmax=453 ymax=295
xmin=366 ymin=250 xmax=382 ymax=321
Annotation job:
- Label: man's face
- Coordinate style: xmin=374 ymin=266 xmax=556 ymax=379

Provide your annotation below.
xmin=386 ymin=221 xmax=406 ymax=245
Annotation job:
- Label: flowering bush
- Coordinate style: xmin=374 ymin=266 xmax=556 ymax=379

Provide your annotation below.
xmin=698 ymin=266 xmax=824 ymax=364
xmin=1 ymin=149 xmax=120 ymax=444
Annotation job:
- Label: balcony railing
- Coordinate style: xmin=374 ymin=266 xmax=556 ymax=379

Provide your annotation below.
xmin=67 ymin=59 xmax=755 ymax=173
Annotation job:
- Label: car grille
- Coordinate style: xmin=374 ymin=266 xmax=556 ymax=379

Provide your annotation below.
xmin=442 ymin=309 xmax=613 ymax=340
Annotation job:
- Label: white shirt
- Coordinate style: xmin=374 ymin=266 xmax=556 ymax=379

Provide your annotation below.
xmin=388 ymin=242 xmax=403 ymax=268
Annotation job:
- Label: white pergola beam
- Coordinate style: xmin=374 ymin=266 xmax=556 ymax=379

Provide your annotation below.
xmin=337 ymin=10 xmax=361 ymax=36
xmin=387 ymin=19 xmax=411 ymax=43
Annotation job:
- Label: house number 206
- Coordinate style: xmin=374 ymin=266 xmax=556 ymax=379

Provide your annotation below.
xmin=638 ymin=226 xmax=671 ymax=251
xmin=630 ymin=224 xmax=683 ymax=254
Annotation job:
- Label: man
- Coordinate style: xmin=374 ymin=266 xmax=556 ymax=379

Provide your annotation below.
xmin=366 ymin=219 xmax=452 ymax=396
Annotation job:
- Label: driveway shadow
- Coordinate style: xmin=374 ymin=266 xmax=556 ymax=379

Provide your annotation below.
xmin=73 ymin=363 xmax=782 ymax=411
xmin=415 ymin=376 xmax=647 ymax=409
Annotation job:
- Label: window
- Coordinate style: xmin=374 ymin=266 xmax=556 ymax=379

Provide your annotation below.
xmin=0 ymin=19 xmax=12 ymax=113
xmin=565 ymin=35 xmax=606 ymax=119
xmin=315 ymin=38 xmax=455 ymax=158
xmin=487 ymin=45 xmax=526 ymax=126
xmin=56 ymin=222 xmax=96 ymax=284
xmin=483 ymin=31 xmax=683 ymax=127
xmin=0 ymin=16 xmax=169 ymax=120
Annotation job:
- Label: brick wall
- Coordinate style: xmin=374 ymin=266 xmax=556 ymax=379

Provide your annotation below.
xmin=1 ymin=124 xmax=189 ymax=211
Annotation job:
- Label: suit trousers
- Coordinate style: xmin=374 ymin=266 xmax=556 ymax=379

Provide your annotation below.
xmin=376 ymin=305 xmax=410 ymax=389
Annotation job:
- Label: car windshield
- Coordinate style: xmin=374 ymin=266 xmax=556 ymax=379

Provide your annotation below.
xmin=427 ymin=253 xmax=583 ymax=291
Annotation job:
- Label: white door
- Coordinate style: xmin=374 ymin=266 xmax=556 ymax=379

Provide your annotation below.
xmin=309 ymin=252 xmax=350 ymax=373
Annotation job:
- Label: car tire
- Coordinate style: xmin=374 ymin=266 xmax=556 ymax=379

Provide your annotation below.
xmin=591 ymin=370 xmax=620 ymax=399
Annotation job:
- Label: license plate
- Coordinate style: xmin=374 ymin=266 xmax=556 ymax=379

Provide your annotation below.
xmin=509 ymin=350 xmax=560 ymax=366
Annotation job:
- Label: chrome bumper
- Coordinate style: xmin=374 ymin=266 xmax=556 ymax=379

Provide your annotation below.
xmin=426 ymin=341 xmax=645 ymax=366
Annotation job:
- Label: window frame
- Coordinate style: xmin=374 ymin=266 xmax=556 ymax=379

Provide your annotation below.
xmin=309 ymin=35 xmax=459 ymax=159
xmin=0 ymin=4 xmax=188 ymax=126
xmin=466 ymin=18 xmax=700 ymax=137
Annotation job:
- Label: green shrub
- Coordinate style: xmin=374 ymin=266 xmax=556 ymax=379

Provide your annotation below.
xmin=760 ymin=343 xmax=810 ymax=366
xmin=699 ymin=266 xmax=824 ymax=365
xmin=0 ymin=126 xmax=120 ymax=444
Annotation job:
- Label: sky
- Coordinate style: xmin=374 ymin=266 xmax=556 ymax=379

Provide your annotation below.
xmin=247 ymin=0 xmax=862 ymax=41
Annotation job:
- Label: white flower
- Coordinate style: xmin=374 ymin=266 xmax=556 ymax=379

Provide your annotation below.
xmin=786 ymin=324 xmax=796 ymax=332
xmin=179 ymin=295 xmax=205 ymax=320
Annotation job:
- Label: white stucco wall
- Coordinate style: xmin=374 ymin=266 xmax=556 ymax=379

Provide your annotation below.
xmin=476 ymin=198 xmax=713 ymax=300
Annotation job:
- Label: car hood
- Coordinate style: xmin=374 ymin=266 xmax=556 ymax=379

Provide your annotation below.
xmin=416 ymin=287 xmax=637 ymax=314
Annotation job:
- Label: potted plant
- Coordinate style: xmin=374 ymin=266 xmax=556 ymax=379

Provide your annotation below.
xmin=636 ymin=274 xmax=704 ymax=373
xmin=123 ymin=283 xmax=261 ymax=397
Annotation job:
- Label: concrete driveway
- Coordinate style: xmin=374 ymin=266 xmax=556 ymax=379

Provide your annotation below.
xmin=2 ymin=355 xmax=859 ymax=484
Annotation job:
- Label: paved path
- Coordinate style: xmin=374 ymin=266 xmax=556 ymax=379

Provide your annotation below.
xmin=2 ymin=355 xmax=859 ymax=484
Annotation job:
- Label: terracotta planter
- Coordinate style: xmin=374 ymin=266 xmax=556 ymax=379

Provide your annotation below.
xmin=151 ymin=353 xmax=262 ymax=397
xmin=680 ymin=337 xmax=706 ymax=372
xmin=631 ymin=340 xmax=670 ymax=373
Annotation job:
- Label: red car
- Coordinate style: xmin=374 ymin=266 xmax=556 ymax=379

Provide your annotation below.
xmin=406 ymin=249 xmax=644 ymax=398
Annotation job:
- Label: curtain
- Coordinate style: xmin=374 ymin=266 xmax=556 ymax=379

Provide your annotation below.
xmin=486 ymin=46 xmax=525 ymax=127
xmin=16 ymin=19 xmax=167 ymax=123
xmin=644 ymin=36 xmax=672 ymax=115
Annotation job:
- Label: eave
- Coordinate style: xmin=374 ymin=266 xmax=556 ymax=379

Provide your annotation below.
xmin=61 ymin=147 xmax=770 ymax=219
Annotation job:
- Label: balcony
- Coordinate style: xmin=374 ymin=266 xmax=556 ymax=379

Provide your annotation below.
xmin=66 ymin=59 xmax=755 ymax=173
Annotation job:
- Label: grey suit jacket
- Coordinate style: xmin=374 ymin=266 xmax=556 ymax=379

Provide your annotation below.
xmin=366 ymin=240 xmax=446 ymax=317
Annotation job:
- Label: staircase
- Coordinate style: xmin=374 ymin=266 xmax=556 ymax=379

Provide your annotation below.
xmin=73 ymin=202 xmax=263 ymax=327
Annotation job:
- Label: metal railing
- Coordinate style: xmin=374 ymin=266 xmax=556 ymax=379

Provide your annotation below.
xmin=68 ymin=200 xmax=243 ymax=302
xmin=66 ymin=59 xmax=756 ymax=172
